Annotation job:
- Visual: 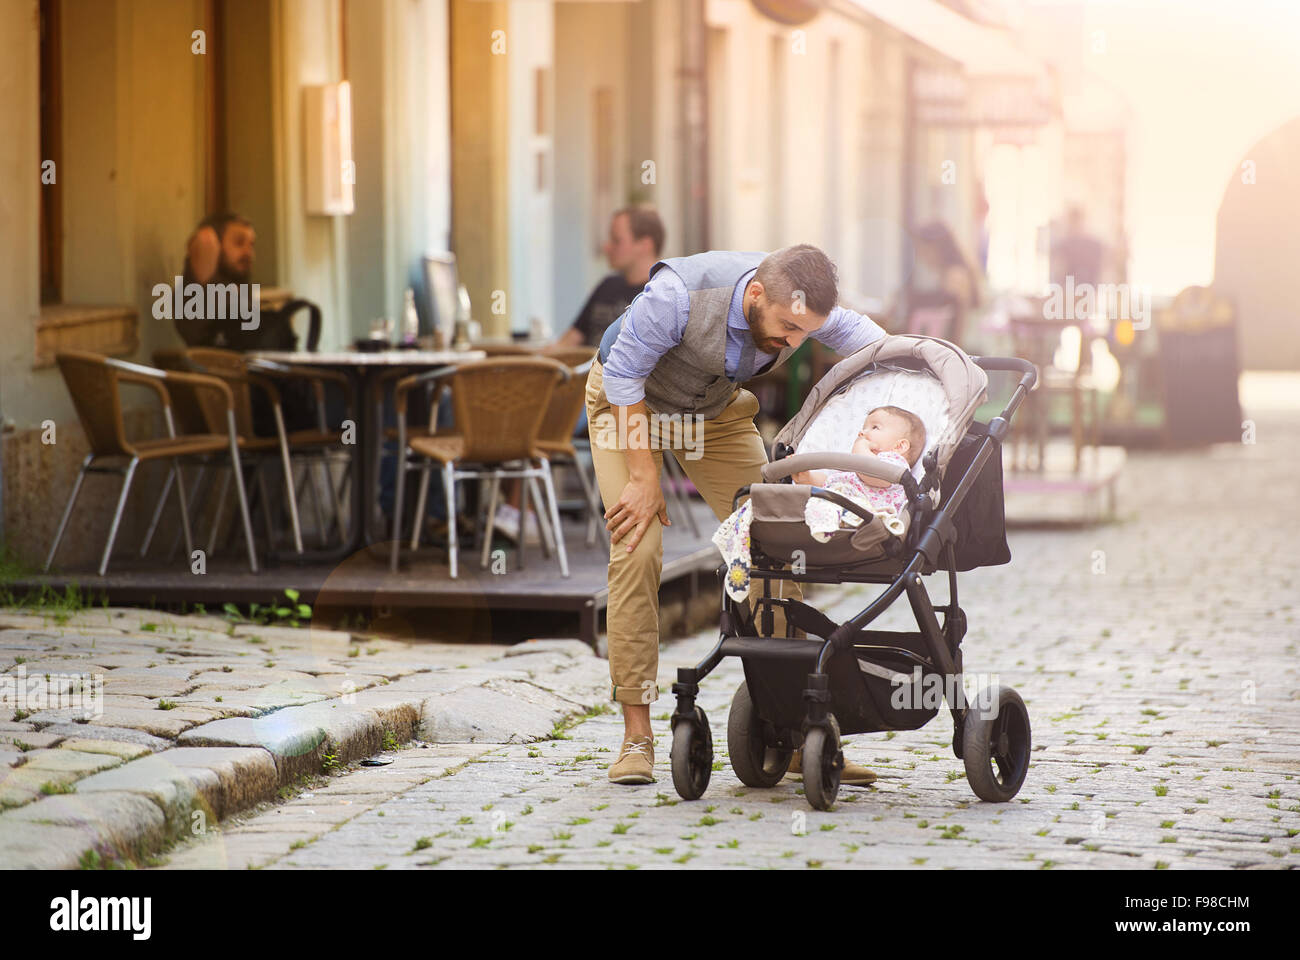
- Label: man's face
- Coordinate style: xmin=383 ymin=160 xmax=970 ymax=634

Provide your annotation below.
xmin=603 ymin=213 xmax=644 ymax=273
xmin=219 ymin=223 xmax=256 ymax=280
xmin=744 ymin=281 xmax=827 ymax=354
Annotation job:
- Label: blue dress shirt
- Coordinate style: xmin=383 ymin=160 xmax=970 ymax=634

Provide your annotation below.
xmin=600 ymin=266 xmax=886 ymax=406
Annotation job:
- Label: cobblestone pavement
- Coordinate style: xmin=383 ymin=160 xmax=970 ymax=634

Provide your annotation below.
xmin=155 ymin=407 xmax=1300 ymax=870
xmin=0 ymin=606 xmax=607 ymax=866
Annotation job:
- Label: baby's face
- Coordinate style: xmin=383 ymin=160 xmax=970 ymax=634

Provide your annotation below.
xmin=855 ymin=409 xmax=910 ymax=456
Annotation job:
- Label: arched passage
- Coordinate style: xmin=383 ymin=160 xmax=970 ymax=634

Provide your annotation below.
xmin=1214 ymin=114 xmax=1300 ymax=370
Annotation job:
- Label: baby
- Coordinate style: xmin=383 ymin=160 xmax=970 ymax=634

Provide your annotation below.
xmin=796 ymin=405 xmax=926 ymax=542
xmin=712 ymin=404 xmax=926 ymax=604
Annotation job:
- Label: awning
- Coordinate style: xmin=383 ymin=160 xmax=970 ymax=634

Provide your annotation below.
xmin=848 ymin=0 xmax=1056 ymax=126
xmin=848 ymin=0 xmax=1044 ymax=79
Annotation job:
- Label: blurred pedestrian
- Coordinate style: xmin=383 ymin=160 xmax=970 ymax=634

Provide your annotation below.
xmin=554 ymin=205 xmax=665 ymax=349
xmin=902 ymin=220 xmax=981 ymax=345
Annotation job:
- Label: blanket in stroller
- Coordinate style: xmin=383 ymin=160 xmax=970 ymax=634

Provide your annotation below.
xmin=713 ymin=448 xmax=913 ymax=602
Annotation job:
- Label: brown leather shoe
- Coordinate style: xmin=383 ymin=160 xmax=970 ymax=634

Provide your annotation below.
xmin=786 ymin=749 xmax=877 ymax=786
xmin=608 ymin=736 xmax=656 ymax=784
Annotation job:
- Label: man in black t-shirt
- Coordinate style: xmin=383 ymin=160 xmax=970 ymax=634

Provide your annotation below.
xmin=488 ymin=208 xmax=666 ymax=545
xmin=554 ymin=205 xmax=665 ymax=349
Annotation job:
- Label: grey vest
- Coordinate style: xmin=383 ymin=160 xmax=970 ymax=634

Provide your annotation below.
xmin=641 ymin=250 xmax=795 ymax=419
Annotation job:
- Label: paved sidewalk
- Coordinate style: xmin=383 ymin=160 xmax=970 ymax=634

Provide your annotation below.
xmin=148 ymin=410 xmax=1300 ymax=870
xmin=0 ymin=611 xmax=606 ymax=868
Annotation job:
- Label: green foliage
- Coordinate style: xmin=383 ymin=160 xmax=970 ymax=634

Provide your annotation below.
xmin=321 ymin=741 xmax=341 ymax=773
xmin=222 ymin=590 xmax=313 ymax=628
xmin=0 ymin=581 xmax=100 ymax=625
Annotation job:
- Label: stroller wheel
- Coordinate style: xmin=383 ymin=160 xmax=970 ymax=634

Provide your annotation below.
xmin=801 ymin=715 xmax=842 ymax=811
xmin=727 ymin=681 xmax=792 ymax=788
xmin=670 ymin=707 xmax=714 ymax=801
xmin=962 ymin=685 xmax=1032 ymax=802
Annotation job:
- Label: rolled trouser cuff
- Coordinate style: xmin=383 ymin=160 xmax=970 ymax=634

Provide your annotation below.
xmin=611 ymin=682 xmax=660 ymax=706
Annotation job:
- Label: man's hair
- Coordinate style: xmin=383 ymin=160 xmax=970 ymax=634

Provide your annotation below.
xmin=614 ymin=205 xmax=665 ymax=257
xmin=754 ymin=244 xmax=838 ymax=316
xmin=199 ymin=212 xmax=252 ymax=240
xmin=872 ymin=405 xmax=927 ymax=466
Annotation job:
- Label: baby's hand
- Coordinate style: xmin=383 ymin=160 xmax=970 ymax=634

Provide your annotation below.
xmin=792 ymin=469 xmax=828 ymax=485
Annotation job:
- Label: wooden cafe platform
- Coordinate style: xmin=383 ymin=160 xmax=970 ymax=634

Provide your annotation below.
xmin=8 ymin=500 xmax=725 ymax=651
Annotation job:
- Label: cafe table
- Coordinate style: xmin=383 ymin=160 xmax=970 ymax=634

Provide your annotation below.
xmin=249 ymin=348 xmax=487 ymax=562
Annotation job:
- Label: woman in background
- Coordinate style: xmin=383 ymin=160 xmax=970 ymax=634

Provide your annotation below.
xmin=903 ymin=220 xmax=981 ymax=346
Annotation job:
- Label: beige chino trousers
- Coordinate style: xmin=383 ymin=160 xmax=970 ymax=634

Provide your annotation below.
xmin=586 ymin=358 xmax=801 ymax=705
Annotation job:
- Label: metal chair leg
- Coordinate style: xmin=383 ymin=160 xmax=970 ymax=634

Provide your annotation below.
xmin=45 ymin=455 xmax=93 ymax=572
xmin=526 ymin=474 xmax=555 ymax=558
xmin=172 ymin=459 xmax=195 ymax=561
xmin=389 ymin=452 xmax=409 ymax=573
xmin=207 ymin=465 xmax=232 ymax=557
xmin=139 ymin=466 xmax=176 ymax=557
xmin=168 ymin=462 xmax=210 ymax=560
xmin=272 ymin=406 xmax=304 ymax=554
xmin=574 ymin=454 xmax=602 ymax=548
xmin=480 ymin=472 xmax=502 ymax=570
xmin=226 ymin=421 xmax=259 ymax=573
xmin=517 ymin=471 xmax=530 ymax=570
xmin=540 ymin=458 xmax=570 ymax=578
xmin=410 ymin=462 xmax=432 ymax=549
xmin=443 ymin=460 xmax=459 ymax=579
xmin=99 ymin=458 xmax=140 ymax=576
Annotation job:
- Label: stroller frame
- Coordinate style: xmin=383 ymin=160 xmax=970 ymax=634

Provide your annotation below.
xmin=669 ymin=356 xmax=1038 ymax=809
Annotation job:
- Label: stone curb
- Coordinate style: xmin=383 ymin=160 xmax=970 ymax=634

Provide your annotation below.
xmin=0 ymin=649 xmax=608 ymax=868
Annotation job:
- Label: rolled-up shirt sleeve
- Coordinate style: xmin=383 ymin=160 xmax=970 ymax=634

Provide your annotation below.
xmin=812 ymin=306 xmax=888 ymax=356
xmin=601 ymin=269 xmax=691 ymax=406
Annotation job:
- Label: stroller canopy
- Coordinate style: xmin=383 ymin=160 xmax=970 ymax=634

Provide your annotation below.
xmin=774 ymin=334 xmax=989 ymax=481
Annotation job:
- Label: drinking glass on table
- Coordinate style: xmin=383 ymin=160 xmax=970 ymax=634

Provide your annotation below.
xmin=369 ymin=317 xmax=393 ymax=345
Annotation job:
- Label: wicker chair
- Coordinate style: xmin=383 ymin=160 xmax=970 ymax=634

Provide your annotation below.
xmin=532 ymin=347 xmax=603 ymax=547
xmin=375 ymin=363 xmax=452 ymax=542
xmin=246 ymin=355 xmax=355 ymax=545
xmin=46 ymin=351 xmax=258 ymax=575
xmin=473 ymin=342 xmax=535 ymax=358
xmin=390 ymin=356 xmax=569 ymax=577
xmin=135 ymin=348 xmax=222 ymax=559
xmin=177 ymin=348 xmax=351 ymax=554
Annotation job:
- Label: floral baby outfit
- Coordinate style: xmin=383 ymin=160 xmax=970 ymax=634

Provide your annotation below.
xmin=803 ymin=450 xmax=911 ymax=542
xmin=713 ymin=499 xmax=759 ymax=604
xmin=712 ymin=449 xmax=912 ymax=604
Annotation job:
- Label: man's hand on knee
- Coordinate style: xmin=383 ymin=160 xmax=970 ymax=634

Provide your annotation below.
xmin=606 ymin=477 xmax=670 ymax=552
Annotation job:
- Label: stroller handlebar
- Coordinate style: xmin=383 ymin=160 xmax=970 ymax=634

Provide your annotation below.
xmin=760 ymin=451 xmax=909 ymax=486
xmin=969 ymin=355 xmax=1039 ymax=425
xmin=970 ymin=355 xmax=1038 ymax=388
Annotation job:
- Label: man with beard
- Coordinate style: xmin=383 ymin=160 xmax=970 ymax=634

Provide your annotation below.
xmin=176 ymin=212 xmax=258 ymax=349
xmin=176 ymin=212 xmax=319 ymax=437
xmin=587 ymin=244 xmax=887 ymax=786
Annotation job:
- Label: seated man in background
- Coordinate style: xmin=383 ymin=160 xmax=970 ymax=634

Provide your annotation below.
xmin=554 ymin=205 xmax=664 ymax=349
xmin=176 ymin=212 xmax=258 ymax=349
xmin=175 ymin=212 xmax=318 ymax=434
xmin=493 ymin=206 xmax=667 ymax=544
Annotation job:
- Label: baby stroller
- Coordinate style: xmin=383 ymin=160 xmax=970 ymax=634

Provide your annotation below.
xmin=669 ymin=335 xmax=1038 ymax=810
